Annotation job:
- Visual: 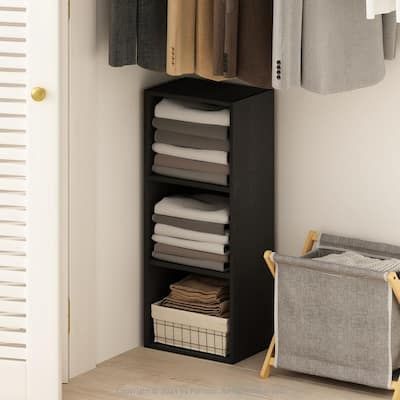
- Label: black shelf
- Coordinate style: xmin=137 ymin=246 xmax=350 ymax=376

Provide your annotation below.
xmin=147 ymin=77 xmax=265 ymax=106
xmin=148 ymin=342 xmax=232 ymax=364
xmin=150 ymin=259 xmax=230 ymax=279
xmin=143 ymin=78 xmax=275 ymax=364
xmin=147 ymin=174 xmax=230 ymax=194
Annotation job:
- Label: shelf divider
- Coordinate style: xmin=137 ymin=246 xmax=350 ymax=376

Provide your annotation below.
xmin=148 ymin=174 xmax=230 ymax=193
xmin=150 ymin=259 xmax=230 ymax=279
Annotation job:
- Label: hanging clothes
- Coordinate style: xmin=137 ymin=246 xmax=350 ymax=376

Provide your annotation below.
xmin=137 ymin=0 xmax=167 ymax=72
xmin=301 ymin=1 xmax=397 ymax=94
xmin=224 ymin=0 xmax=239 ymax=78
xmin=366 ymin=0 xmax=399 ymax=22
xmin=273 ymin=0 xmax=398 ymax=94
xmin=196 ymin=0 xmax=225 ymax=80
xmin=166 ymin=0 xmax=196 ymax=76
xmin=109 ymin=0 xmax=137 ymax=67
xmin=213 ymin=0 xmax=239 ymax=78
xmin=237 ymin=0 xmax=273 ymax=88
xmin=272 ymin=0 xmax=303 ymax=90
xmin=213 ymin=0 xmax=225 ymax=76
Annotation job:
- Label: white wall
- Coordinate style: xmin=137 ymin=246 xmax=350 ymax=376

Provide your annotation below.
xmin=70 ymin=0 xmax=168 ymax=377
xmin=276 ymin=34 xmax=400 ymax=255
xmin=94 ymin=1 xmax=168 ymax=365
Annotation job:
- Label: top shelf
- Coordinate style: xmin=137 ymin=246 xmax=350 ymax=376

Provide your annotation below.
xmin=145 ymin=77 xmax=269 ymax=106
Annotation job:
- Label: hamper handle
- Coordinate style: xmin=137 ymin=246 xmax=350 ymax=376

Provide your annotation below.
xmin=302 ymin=230 xmax=319 ymax=256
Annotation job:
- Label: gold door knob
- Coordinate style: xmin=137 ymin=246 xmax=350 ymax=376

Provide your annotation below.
xmin=31 ymin=87 xmax=46 ymax=102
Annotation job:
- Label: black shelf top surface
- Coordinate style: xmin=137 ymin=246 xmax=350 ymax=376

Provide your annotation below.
xmin=145 ymin=77 xmax=268 ymax=106
xmin=147 ymin=174 xmax=230 ymax=193
xmin=147 ymin=342 xmax=232 ymax=364
xmin=150 ymin=259 xmax=230 ymax=279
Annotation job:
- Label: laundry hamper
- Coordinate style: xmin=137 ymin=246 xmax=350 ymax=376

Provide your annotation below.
xmin=260 ymin=231 xmax=400 ymax=399
xmin=151 ymin=300 xmax=229 ymax=356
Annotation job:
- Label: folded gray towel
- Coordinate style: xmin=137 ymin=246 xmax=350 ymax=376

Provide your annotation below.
xmin=152 ymin=214 xmax=227 ymax=235
xmin=154 ymin=154 xmax=229 ymax=175
xmin=152 ymin=251 xmax=226 ymax=272
xmin=154 ymin=243 xmax=229 ymax=263
xmin=152 ymin=165 xmax=228 ymax=186
xmin=155 ymin=129 xmax=230 ymax=151
xmin=152 ymin=117 xmax=228 ymax=140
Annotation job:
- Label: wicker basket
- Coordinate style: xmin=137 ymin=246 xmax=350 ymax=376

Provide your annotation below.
xmin=151 ymin=300 xmax=229 ymax=356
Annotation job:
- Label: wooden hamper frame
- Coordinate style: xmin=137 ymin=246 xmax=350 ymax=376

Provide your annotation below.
xmin=260 ymin=230 xmax=400 ymax=400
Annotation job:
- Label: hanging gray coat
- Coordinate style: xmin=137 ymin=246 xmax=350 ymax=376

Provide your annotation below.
xmin=137 ymin=0 xmax=167 ymax=72
xmin=109 ymin=0 xmax=137 ymax=67
xmin=273 ymin=0 xmax=398 ymax=94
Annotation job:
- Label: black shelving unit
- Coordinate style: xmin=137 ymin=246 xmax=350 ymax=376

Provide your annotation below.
xmin=143 ymin=78 xmax=275 ymax=364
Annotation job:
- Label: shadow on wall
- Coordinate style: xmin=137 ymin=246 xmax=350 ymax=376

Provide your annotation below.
xmin=276 ymin=33 xmax=400 ymax=255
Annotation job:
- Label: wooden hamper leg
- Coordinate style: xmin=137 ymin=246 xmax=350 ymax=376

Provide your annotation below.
xmin=260 ymin=336 xmax=275 ymax=379
xmin=392 ymin=378 xmax=400 ymax=400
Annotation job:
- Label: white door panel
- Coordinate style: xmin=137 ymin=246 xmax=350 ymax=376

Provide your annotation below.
xmin=0 ymin=282 xmax=25 ymax=297
xmin=0 ymin=327 xmax=26 ymax=343
xmin=0 ymin=359 xmax=26 ymax=400
xmin=0 ymin=0 xmax=63 ymax=398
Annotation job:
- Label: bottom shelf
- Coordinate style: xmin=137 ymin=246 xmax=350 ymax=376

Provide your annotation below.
xmin=146 ymin=342 xmax=234 ymax=364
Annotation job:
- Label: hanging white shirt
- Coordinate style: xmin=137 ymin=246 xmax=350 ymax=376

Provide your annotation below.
xmin=366 ymin=0 xmax=399 ymax=22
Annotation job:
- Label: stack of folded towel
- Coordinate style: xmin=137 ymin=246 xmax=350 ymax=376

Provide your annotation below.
xmin=152 ymin=194 xmax=229 ymax=271
xmin=161 ymin=275 xmax=229 ymax=318
xmin=152 ymin=98 xmax=230 ymax=186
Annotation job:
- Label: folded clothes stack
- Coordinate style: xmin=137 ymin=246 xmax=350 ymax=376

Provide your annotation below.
xmin=161 ymin=275 xmax=229 ymax=317
xmin=152 ymin=194 xmax=229 ymax=272
xmin=152 ymin=98 xmax=230 ymax=186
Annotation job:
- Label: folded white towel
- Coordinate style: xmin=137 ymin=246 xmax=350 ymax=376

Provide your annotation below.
xmin=154 ymin=223 xmax=229 ymax=245
xmin=152 ymin=143 xmax=228 ymax=165
xmin=152 ymin=234 xmax=228 ymax=255
xmin=154 ymin=99 xmax=230 ymax=126
xmin=154 ymin=195 xmax=229 ymax=224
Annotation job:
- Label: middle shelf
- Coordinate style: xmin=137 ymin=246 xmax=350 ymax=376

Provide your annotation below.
xmin=147 ymin=174 xmax=230 ymax=193
xmin=150 ymin=258 xmax=230 ymax=279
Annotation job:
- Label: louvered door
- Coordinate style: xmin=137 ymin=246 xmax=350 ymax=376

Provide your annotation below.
xmin=0 ymin=1 xmax=62 ymax=399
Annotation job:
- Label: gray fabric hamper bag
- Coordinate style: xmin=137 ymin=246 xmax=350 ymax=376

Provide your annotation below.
xmin=272 ymin=233 xmax=400 ymax=389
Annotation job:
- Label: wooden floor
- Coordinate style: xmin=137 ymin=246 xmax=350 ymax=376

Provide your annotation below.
xmin=63 ymin=347 xmax=391 ymax=400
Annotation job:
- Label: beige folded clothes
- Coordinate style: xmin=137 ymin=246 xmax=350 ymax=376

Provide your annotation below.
xmin=152 ymin=165 xmax=228 ymax=186
xmin=154 ymin=243 xmax=229 ymax=263
xmin=152 ymin=214 xmax=227 ymax=235
xmin=170 ymin=275 xmax=229 ymax=301
xmin=161 ymin=297 xmax=229 ymax=317
xmin=152 ymin=117 xmax=229 ymax=140
xmin=154 ymin=154 xmax=229 ymax=175
xmin=154 ymin=129 xmax=230 ymax=151
xmin=169 ymin=289 xmax=229 ymax=304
